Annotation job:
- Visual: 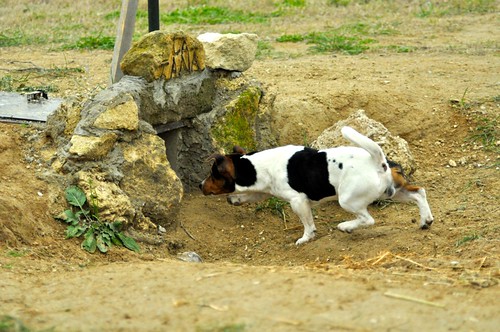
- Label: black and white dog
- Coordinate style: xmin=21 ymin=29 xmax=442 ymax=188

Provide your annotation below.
xmin=200 ymin=126 xmax=434 ymax=245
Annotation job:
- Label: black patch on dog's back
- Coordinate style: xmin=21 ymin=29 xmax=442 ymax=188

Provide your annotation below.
xmin=232 ymin=155 xmax=258 ymax=187
xmin=287 ymin=147 xmax=336 ymax=201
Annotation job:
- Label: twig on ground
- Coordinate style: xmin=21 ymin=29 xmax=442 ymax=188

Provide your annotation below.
xmin=393 ymin=254 xmax=436 ymax=270
xmin=180 ymin=220 xmax=196 ymax=241
xmin=384 ymin=291 xmax=445 ymax=308
xmin=369 ymin=251 xmax=391 ymax=266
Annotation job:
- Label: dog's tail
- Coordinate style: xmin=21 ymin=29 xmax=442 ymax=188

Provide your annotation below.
xmin=341 ymin=126 xmax=388 ymax=170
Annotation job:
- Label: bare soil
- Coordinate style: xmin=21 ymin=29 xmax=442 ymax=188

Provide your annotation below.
xmin=0 ymin=4 xmax=499 ymax=332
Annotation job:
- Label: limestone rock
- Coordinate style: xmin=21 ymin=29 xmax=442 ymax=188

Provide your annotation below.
xmin=93 ymin=94 xmax=139 ymax=131
xmin=120 ymin=134 xmax=183 ymax=230
xmin=76 ymin=171 xmax=136 ymax=226
xmin=69 ymin=133 xmax=118 ymax=160
xmin=121 ymin=31 xmax=205 ymax=82
xmin=311 ymin=110 xmax=416 ymax=175
xmin=198 ymin=32 xmax=258 ymax=72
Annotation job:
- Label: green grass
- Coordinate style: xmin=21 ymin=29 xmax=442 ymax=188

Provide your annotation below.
xmin=276 ymin=22 xmax=401 ymax=55
xmin=5 ymin=249 xmax=27 ymax=258
xmin=62 ymin=34 xmax=115 ymax=50
xmin=0 ymin=64 xmax=83 ymax=93
xmin=0 ymin=315 xmax=29 ymax=332
xmin=455 ymin=233 xmax=481 ymax=246
xmin=0 ymin=30 xmax=48 ymax=47
xmin=0 ymin=75 xmax=59 ymax=93
xmin=160 ymin=6 xmax=279 ymax=25
xmin=416 ymin=0 xmax=497 ymax=17
xmin=327 ymin=0 xmax=352 ymax=6
xmin=467 ymin=116 xmax=499 ymax=151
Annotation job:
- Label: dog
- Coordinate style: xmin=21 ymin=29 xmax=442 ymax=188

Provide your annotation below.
xmin=199 ymin=126 xmax=434 ymax=245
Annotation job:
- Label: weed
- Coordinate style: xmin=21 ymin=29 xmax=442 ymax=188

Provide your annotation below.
xmin=255 ymin=40 xmax=274 ymax=59
xmin=0 ymin=315 xmax=30 ymax=332
xmin=255 ymin=197 xmax=290 ymax=223
xmin=56 ymin=185 xmax=140 ymax=254
xmin=6 ymin=250 xmax=27 ymax=258
xmin=467 ymin=116 xmax=499 ymax=150
xmin=455 ymin=233 xmax=481 ymax=246
xmin=0 ymin=76 xmax=14 ymax=91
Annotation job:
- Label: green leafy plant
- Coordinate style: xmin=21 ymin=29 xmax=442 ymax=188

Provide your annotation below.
xmin=57 ymin=185 xmax=140 ymax=254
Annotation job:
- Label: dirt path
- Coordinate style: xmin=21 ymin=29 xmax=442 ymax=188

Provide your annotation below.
xmin=1 ymin=259 xmax=498 ymax=332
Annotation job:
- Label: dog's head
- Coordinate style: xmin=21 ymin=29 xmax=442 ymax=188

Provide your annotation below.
xmin=199 ymin=146 xmax=246 ymax=195
xmin=387 ymin=159 xmax=420 ymax=192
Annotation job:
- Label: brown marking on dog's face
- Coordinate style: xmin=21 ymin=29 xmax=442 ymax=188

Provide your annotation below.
xmin=390 ymin=167 xmax=421 ymax=192
xmin=200 ymin=154 xmax=237 ymax=195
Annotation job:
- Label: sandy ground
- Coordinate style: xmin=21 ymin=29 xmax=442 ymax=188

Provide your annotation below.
xmin=0 ymin=2 xmax=499 ymax=331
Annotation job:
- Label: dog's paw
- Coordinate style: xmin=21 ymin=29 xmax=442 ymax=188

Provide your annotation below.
xmin=226 ymin=195 xmax=241 ymax=206
xmin=295 ymin=231 xmax=316 ymax=245
xmin=420 ymin=216 xmax=434 ymax=229
xmin=337 ymin=222 xmax=355 ymax=233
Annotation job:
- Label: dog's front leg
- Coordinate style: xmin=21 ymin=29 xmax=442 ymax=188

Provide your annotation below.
xmin=392 ymin=188 xmax=434 ymax=229
xmin=227 ymin=192 xmax=271 ymax=206
xmin=290 ymin=197 xmax=316 ymax=245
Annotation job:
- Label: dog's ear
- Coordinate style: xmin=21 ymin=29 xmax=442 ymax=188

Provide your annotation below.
xmin=206 ymin=153 xmax=224 ymax=163
xmin=233 ymin=145 xmax=247 ymax=155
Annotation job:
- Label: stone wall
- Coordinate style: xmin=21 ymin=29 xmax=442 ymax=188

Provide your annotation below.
xmin=44 ymin=31 xmax=270 ymax=231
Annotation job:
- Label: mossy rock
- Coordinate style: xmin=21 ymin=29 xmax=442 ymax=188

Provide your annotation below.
xmin=212 ymin=86 xmax=262 ymax=153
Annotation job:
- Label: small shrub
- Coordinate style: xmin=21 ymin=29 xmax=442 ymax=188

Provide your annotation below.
xmin=57 ymin=185 xmax=140 ymax=254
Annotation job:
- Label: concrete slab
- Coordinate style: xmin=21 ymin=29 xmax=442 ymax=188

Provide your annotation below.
xmin=0 ymin=91 xmax=62 ymax=123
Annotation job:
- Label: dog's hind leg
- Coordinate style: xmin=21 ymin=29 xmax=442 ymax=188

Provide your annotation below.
xmin=337 ymin=198 xmax=375 ymax=233
xmin=290 ymin=197 xmax=316 ymax=245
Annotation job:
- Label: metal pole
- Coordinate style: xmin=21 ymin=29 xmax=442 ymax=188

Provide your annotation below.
xmin=148 ymin=0 xmax=160 ymax=32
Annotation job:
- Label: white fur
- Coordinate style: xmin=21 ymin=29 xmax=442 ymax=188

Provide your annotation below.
xmin=225 ymin=126 xmax=433 ymax=244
